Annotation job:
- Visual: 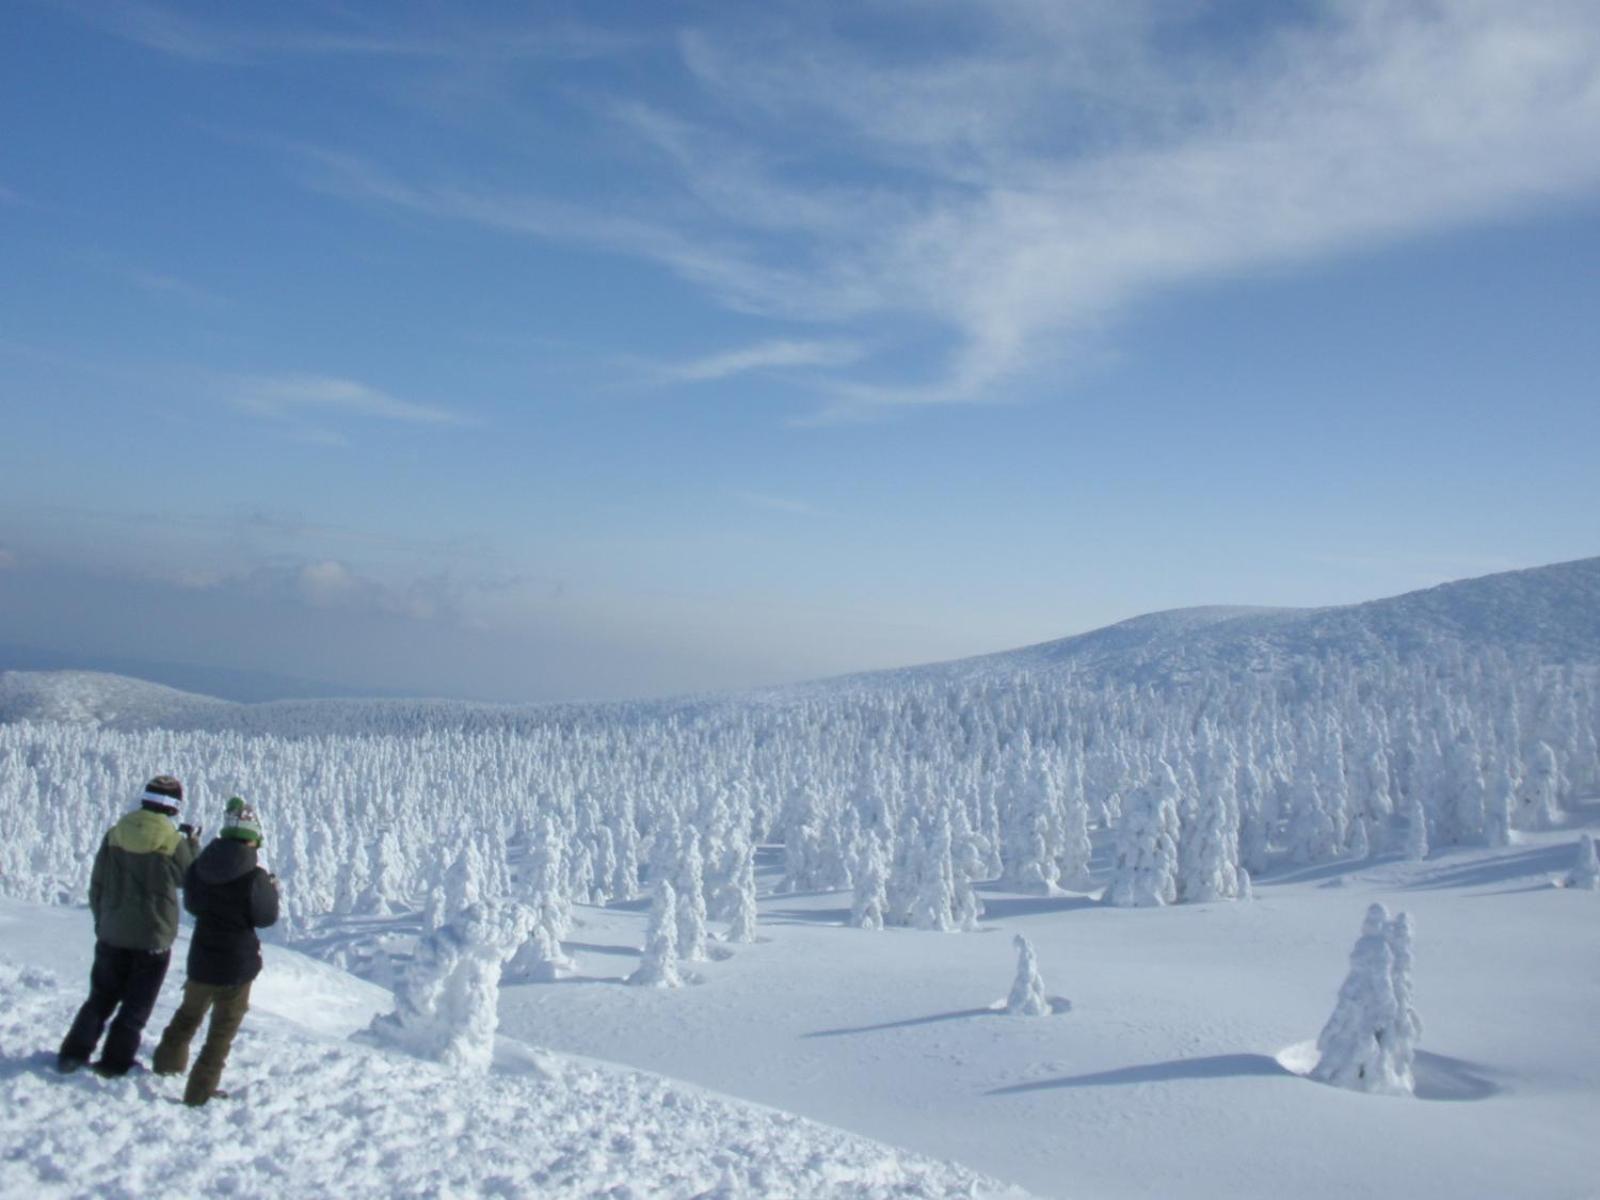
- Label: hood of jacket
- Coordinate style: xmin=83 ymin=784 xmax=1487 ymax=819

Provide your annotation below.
xmin=108 ymin=808 xmax=182 ymax=855
xmin=192 ymin=836 xmax=259 ymax=886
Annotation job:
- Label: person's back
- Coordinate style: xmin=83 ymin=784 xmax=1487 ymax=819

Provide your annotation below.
xmin=93 ymin=806 xmax=194 ymax=950
xmin=185 ymin=835 xmax=279 ymax=986
xmin=59 ymin=774 xmax=199 ymax=1075
xmin=153 ymin=797 xmax=278 ymax=1105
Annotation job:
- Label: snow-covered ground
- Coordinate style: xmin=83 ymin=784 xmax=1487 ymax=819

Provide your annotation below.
xmin=4 ymin=559 xmax=1599 ymax=1199
xmin=494 ymin=818 xmax=1600 ymax=1200
xmin=0 ymin=903 xmax=1018 ymax=1200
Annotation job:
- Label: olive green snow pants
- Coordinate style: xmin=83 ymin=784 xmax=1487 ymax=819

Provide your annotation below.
xmin=152 ymin=980 xmax=252 ymax=1105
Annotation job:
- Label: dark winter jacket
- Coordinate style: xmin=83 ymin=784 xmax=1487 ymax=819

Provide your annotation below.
xmin=183 ymin=838 xmax=279 ymax=987
xmin=89 ymin=808 xmax=199 ymax=952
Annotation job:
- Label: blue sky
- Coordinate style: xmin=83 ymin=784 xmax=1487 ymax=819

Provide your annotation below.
xmin=2 ymin=0 xmax=1598 ymax=702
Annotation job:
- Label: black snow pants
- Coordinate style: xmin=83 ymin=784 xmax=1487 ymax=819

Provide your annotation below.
xmin=59 ymin=941 xmax=172 ymax=1074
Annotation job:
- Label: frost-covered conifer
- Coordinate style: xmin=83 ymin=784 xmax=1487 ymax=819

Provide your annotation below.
xmin=1005 ymin=935 xmax=1049 ymax=1016
xmin=1057 ymin=757 xmax=1094 ymax=891
xmin=1106 ymin=763 xmax=1180 ymax=908
xmin=1347 ymin=815 xmax=1370 ymax=861
xmin=911 ymin=809 xmax=958 ymax=931
xmin=1517 ymin=742 xmax=1561 ymax=830
xmin=674 ymin=832 xmax=710 ymax=962
xmin=370 ymin=900 xmax=532 ymax=1073
xmin=1178 ymin=788 xmax=1244 ymax=903
xmin=628 ymin=878 xmax=681 ymax=987
xmin=1485 ymin=761 xmax=1516 ymax=848
xmin=850 ymin=833 xmax=889 ymax=931
xmin=1385 ymin=911 xmax=1421 ymax=1093
xmin=1310 ymin=903 xmax=1412 ymax=1096
xmin=1566 ymin=834 xmax=1600 ymax=891
xmin=1445 ymin=726 xmax=1486 ymax=845
xmin=1404 ymin=797 xmax=1429 ymax=862
xmin=1287 ymin=774 xmax=1339 ymax=864
xmin=442 ymin=841 xmax=486 ymax=923
xmin=723 ymin=842 xmax=759 ymax=942
xmin=506 ymin=817 xmax=574 ymax=981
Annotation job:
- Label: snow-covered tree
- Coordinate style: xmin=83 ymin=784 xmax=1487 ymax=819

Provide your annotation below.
xmin=722 ymin=842 xmax=759 ymax=943
xmin=1178 ymin=787 xmax=1244 ymax=903
xmin=1566 ymin=834 xmax=1600 ymax=891
xmin=628 ymin=878 xmax=681 ymax=988
xmin=1385 ymin=910 xmax=1421 ymax=1094
xmin=1517 ymin=742 xmax=1562 ymax=830
xmin=1106 ymin=763 xmax=1180 ymax=908
xmin=1005 ymin=934 xmax=1049 ymax=1016
xmin=674 ymin=832 xmax=710 ymax=962
xmin=850 ymin=833 xmax=889 ymax=931
xmin=369 ymin=900 xmax=532 ymax=1074
xmin=1310 ymin=903 xmax=1415 ymax=1096
xmin=1485 ymin=760 xmax=1516 ymax=848
xmin=1404 ymin=796 xmax=1429 ymax=862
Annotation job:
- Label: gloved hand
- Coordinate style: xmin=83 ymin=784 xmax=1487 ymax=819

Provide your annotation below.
xmin=179 ymin=823 xmax=202 ymax=840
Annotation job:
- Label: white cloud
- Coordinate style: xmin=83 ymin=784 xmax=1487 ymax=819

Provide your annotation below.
xmin=228 ymin=373 xmax=467 ymax=427
xmin=291 ymin=3 xmax=1600 ymax=417
xmin=658 ymin=340 xmax=864 ymax=384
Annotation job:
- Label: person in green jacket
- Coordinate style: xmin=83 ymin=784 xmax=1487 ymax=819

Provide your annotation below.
xmin=58 ymin=774 xmax=201 ymax=1076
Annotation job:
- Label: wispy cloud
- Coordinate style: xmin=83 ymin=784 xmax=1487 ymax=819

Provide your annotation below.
xmin=657 ymin=339 xmax=864 ymax=384
xmin=53 ymin=0 xmax=629 ymax=65
xmin=287 ymin=2 xmax=1600 ymax=419
xmin=227 ymin=373 xmax=468 ymax=429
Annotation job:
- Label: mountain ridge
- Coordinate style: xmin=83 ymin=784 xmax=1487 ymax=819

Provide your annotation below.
xmin=3 ymin=555 xmax=1596 ymax=730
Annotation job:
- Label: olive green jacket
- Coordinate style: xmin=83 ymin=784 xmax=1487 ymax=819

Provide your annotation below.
xmin=88 ymin=808 xmax=199 ymax=952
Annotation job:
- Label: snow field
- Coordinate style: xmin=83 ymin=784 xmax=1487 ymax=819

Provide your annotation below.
xmin=0 ymin=904 xmax=1021 ymax=1200
xmin=495 ymin=821 xmax=1600 ymax=1200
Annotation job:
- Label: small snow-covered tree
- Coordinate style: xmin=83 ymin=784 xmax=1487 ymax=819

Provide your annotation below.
xmin=442 ymin=840 xmax=487 ymax=922
xmin=1056 ymin=755 xmax=1094 ymax=890
xmin=1310 ymin=903 xmax=1414 ymax=1096
xmin=850 ymin=832 xmax=889 ymax=931
xmin=722 ymin=842 xmax=759 ymax=943
xmin=1106 ymin=763 xmax=1180 ymax=908
xmin=1178 ymin=788 xmax=1244 ymax=903
xmin=1566 ymin=834 xmax=1600 ymax=891
xmin=1404 ymin=796 xmax=1429 ymax=862
xmin=1517 ymin=742 xmax=1561 ymax=830
xmin=369 ymin=900 xmax=532 ymax=1074
xmin=1385 ymin=910 xmax=1421 ymax=1094
xmin=911 ymin=809 xmax=959 ymax=932
xmin=628 ymin=878 xmax=681 ymax=987
xmin=505 ymin=817 xmax=575 ymax=982
xmin=674 ymin=833 xmax=710 ymax=962
xmin=1485 ymin=760 xmax=1516 ymax=848
xmin=1005 ymin=934 xmax=1049 ymax=1016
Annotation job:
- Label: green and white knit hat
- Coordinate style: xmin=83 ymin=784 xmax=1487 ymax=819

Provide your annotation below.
xmin=221 ymin=797 xmax=263 ymax=845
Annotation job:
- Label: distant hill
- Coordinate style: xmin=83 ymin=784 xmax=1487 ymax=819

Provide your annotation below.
xmin=859 ymin=555 xmax=1600 ymax=688
xmin=0 ymin=643 xmax=405 ymax=704
xmin=2 ymin=556 xmax=1597 ymax=733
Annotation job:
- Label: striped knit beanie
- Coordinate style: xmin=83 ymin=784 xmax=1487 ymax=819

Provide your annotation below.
xmin=139 ymin=775 xmax=183 ymax=816
xmin=221 ymin=797 xmax=263 ymax=845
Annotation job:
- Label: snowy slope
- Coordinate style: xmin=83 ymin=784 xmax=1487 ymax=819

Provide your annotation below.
xmin=5 ymin=557 xmax=1598 ymax=734
xmin=0 ymin=902 xmax=1020 ymax=1200
xmin=497 ymin=819 xmax=1600 ymax=1200
xmin=890 ymin=555 xmax=1600 ymax=686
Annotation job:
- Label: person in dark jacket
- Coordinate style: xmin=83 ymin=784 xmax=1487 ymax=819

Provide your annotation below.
xmin=152 ymin=797 xmax=279 ymax=1105
xmin=59 ymin=774 xmax=201 ymax=1076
